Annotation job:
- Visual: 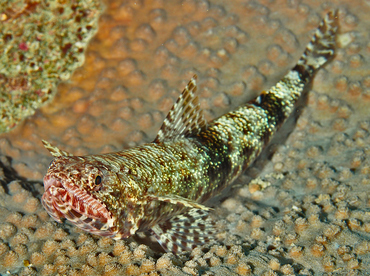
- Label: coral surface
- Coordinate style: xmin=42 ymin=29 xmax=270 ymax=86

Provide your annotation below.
xmin=0 ymin=0 xmax=369 ymax=275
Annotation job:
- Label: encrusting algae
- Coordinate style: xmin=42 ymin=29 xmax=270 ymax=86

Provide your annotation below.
xmin=0 ymin=0 xmax=370 ymax=275
xmin=0 ymin=0 xmax=103 ymax=133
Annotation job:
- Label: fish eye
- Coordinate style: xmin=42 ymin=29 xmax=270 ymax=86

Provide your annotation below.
xmin=95 ymin=175 xmax=102 ymax=185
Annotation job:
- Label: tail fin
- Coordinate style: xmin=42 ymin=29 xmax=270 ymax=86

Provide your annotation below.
xmin=294 ymin=10 xmax=338 ymax=78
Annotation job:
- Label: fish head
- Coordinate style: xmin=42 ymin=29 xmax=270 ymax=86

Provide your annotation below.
xmin=42 ymin=155 xmax=123 ymax=238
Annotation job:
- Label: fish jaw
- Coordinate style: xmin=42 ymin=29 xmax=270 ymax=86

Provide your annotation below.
xmin=42 ymin=174 xmax=118 ymax=237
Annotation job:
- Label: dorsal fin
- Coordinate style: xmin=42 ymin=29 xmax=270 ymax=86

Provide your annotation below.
xmin=42 ymin=140 xmax=73 ymax=157
xmin=154 ymin=75 xmax=207 ymax=143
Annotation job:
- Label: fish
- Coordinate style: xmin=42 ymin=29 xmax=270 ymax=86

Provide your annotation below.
xmin=41 ymin=10 xmax=338 ymax=254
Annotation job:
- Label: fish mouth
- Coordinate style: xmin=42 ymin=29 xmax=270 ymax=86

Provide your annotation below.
xmin=42 ymin=175 xmax=117 ymax=237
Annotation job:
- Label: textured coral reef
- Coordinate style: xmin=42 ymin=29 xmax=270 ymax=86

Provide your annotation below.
xmin=0 ymin=0 xmax=369 ymax=275
xmin=0 ymin=0 xmax=102 ymax=133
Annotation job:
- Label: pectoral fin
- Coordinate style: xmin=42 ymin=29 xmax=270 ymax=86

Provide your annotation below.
xmin=147 ymin=194 xmax=212 ymax=211
xmin=150 ymin=208 xmax=216 ymax=254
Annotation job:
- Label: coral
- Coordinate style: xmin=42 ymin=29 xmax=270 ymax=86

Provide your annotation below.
xmin=0 ymin=0 xmax=370 ymax=275
xmin=0 ymin=0 xmax=103 ymax=133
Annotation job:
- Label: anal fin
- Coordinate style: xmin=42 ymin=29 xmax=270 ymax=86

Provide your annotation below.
xmin=150 ymin=208 xmax=216 ymax=255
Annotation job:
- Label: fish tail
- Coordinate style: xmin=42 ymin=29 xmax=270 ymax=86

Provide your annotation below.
xmin=249 ymin=10 xmax=338 ymax=135
xmin=293 ymin=10 xmax=338 ymax=79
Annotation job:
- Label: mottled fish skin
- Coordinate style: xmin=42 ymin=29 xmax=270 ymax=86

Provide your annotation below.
xmin=41 ymin=11 xmax=338 ymax=254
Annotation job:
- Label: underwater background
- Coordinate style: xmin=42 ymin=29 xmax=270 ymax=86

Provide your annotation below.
xmin=0 ymin=0 xmax=369 ymax=275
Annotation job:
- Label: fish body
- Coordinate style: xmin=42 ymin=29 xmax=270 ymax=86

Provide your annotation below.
xmin=42 ymin=11 xmax=338 ymax=254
